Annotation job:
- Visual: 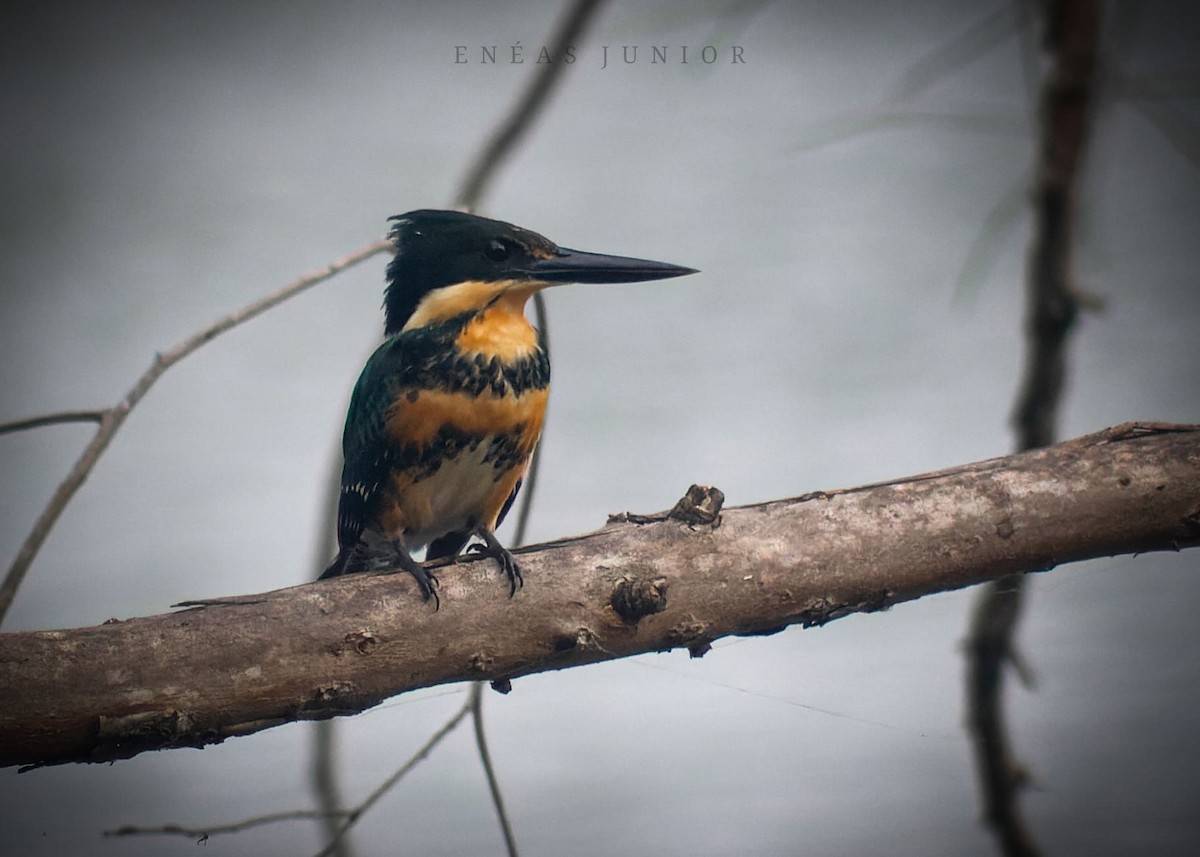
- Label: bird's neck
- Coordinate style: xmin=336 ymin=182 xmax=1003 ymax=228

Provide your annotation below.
xmin=456 ymin=288 xmax=541 ymax=364
xmin=397 ymin=279 xmax=542 ymax=364
xmin=401 ymin=280 xmax=520 ymax=332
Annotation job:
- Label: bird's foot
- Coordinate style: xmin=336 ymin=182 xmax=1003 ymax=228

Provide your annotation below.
xmin=469 ymin=530 xmax=523 ymax=597
xmin=389 ymin=543 xmax=440 ymax=609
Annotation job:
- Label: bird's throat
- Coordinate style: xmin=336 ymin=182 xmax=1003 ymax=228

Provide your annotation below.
xmin=456 ymin=289 xmax=540 ymax=363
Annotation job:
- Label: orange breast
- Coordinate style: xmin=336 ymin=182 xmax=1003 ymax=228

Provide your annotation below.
xmin=377 ymin=291 xmax=548 ymax=546
xmin=378 ymin=390 xmax=547 ymax=546
xmin=386 ymin=387 xmax=548 ymax=449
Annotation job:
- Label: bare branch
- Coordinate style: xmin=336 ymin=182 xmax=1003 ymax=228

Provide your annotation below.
xmin=471 ymin=684 xmax=520 ymax=857
xmin=967 ymin=3 xmax=1100 ymax=855
xmin=308 ymin=450 xmax=352 ymax=854
xmin=1011 ymin=0 xmax=1098 ymax=454
xmin=0 ymin=238 xmax=393 ymax=627
xmin=952 ymin=176 xmax=1026 ymax=303
xmin=310 ymin=693 xmax=474 ymax=857
xmin=1127 ymin=96 xmax=1200 ymax=167
xmin=0 ymin=409 xmax=107 ymax=436
xmin=453 ymin=0 xmax=606 ymax=211
xmin=888 ymin=5 xmax=1017 ymax=102
xmin=967 ymin=574 xmax=1040 ymax=856
xmin=106 ymin=809 xmax=350 ymax=842
xmin=310 ymin=718 xmax=352 ymax=857
xmin=791 ymin=4 xmax=1028 ymax=156
xmin=106 ymin=692 xmax=473 ymax=855
xmin=2 ymin=423 xmax=1196 ymax=771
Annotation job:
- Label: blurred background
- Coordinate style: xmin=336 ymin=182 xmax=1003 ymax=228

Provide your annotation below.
xmin=1 ymin=1 xmax=1198 ymax=855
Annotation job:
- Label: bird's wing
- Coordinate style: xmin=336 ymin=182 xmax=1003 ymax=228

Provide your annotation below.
xmin=333 ymin=335 xmax=414 ymax=554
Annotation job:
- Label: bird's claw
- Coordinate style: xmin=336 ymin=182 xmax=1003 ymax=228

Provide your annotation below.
xmin=470 ymin=534 xmax=523 ymax=597
xmin=387 ymin=542 xmax=441 ymax=610
xmin=413 ymin=567 xmax=441 ymax=610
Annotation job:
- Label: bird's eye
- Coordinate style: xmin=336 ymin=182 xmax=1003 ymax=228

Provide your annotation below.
xmin=485 ymin=239 xmax=512 ymax=262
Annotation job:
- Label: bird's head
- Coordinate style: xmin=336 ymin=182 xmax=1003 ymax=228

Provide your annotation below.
xmin=383 ymin=209 xmax=697 ymax=334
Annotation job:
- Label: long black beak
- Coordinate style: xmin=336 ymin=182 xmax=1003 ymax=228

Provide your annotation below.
xmin=525 ymin=247 xmax=697 ymax=284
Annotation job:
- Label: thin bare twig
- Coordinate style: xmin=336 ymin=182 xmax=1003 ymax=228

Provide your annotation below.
xmin=1127 ymin=96 xmax=1200 ymax=167
xmin=311 ymin=694 xmax=474 ymax=857
xmin=453 ymin=0 xmax=606 ymax=210
xmin=311 ymin=719 xmax=352 ymax=857
xmin=0 ymin=409 xmax=107 ymax=436
xmin=952 ymin=177 xmax=1027 ymax=303
xmin=107 ymin=693 xmax=474 ymax=852
xmin=0 ymin=238 xmax=393 ymax=627
xmin=105 ymin=809 xmax=350 ymax=842
xmin=791 ymin=5 xmax=1029 ymax=155
xmin=889 ymin=5 xmax=1018 ymax=102
xmin=471 ymin=684 xmax=520 ymax=857
xmin=310 ymin=449 xmax=354 ymax=856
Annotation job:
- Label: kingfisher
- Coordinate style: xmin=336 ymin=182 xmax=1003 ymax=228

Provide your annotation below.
xmin=320 ymin=209 xmax=696 ymax=606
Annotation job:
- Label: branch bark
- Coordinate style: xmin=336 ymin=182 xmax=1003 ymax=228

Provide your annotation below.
xmin=2 ymin=422 xmax=1197 ymax=770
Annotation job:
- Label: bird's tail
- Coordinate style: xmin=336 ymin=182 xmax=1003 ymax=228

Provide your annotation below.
xmin=319 ymin=547 xmax=351 ymax=580
xmin=424 ymin=529 xmax=471 ymax=563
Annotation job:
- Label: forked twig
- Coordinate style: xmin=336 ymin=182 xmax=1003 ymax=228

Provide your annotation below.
xmin=311 ymin=695 xmax=474 ymax=857
xmin=0 ymin=238 xmax=393 ymax=626
xmin=104 ymin=691 xmax=475 ymax=853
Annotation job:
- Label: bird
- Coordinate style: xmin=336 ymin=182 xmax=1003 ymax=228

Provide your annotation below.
xmin=320 ymin=209 xmax=697 ymax=606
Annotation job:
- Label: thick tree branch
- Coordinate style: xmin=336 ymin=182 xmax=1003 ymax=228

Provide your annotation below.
xmin=2 ymin=422 xmax=1197 ymax=770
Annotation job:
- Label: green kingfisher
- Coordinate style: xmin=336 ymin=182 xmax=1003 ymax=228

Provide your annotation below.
xmin=320 ymin=209 xmax=696 ymax=606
